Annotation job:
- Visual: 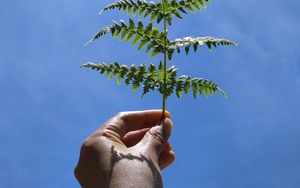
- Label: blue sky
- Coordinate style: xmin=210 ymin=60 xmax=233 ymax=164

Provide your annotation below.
xmin=1 ymin=0 xmax=300 ymax=187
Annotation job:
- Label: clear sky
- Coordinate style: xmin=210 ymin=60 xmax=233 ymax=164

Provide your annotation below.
xmin=1 ymin=0 xmax=300 ymax=187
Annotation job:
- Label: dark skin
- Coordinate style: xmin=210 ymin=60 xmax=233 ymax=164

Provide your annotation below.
xmin=74 ymin=110 xmax=175 ymax=188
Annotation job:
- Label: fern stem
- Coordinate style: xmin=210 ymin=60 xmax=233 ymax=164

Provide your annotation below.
xmin=162 ymin=0 xmax=167 ymax=120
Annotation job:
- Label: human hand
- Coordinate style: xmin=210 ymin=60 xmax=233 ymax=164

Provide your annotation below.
xmin=74 ymin=110 xmax=175 ymax=188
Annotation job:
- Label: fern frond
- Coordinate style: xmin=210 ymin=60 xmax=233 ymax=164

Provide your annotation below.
xmin=81 ymin=62 xmax=226 ymax=98
xmin=84 ymin=25 xmax=113 ymax=46
xmin=167 ymin=0 xmax=211 ymax=19
xmin=175 ymin=75 xmax=226 ymax=98
xmin=101 ymin=0 xmax=172 ymax=24
xmin=169 ymin=36 xmax=237 ymax=55
xmin=86 ymin=19 xmax=168 ymax=57
xmin=81 ymin=62 xmax=160 ymax=96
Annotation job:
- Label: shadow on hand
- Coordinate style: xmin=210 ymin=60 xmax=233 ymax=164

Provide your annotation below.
xmin=108 ymin=146 xmax=162 ymax=187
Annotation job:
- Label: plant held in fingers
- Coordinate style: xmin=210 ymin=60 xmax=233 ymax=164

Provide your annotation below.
xmin=81 ymin=0 xmax=237 ymax=118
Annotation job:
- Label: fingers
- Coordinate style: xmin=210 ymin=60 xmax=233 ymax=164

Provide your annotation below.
xmin=123 ymin=128 xmax=172 ymax=149
xmin=161 ymin=142 xmax=171 ymax=153
xmin=122 ymin=128 xmax=150 ymax=147
xmin=104 ymin=110 xmax=170 ymax=139
xmin=138 ymin=118 xmax=173 ymax=160
xmin=159 ymin=150 xmax=175 ymax=170
xmin=158 ymin=142 xmax=175 ymax=170
xmin=124 ymin=131 xmax=175 ymax=170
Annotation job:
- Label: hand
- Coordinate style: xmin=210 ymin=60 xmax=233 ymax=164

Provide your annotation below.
xmin=74 ymin=110 xmax=175 ymax=188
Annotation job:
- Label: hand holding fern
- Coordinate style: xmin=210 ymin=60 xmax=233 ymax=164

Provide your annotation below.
xmin=74 ymin=110 xmax=175 ymax=188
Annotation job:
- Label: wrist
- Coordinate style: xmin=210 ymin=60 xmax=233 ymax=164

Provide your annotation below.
xmin=109 ymin=154 xmax=163 ymax=188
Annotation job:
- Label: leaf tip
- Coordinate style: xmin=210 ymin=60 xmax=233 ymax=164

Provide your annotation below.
xmin=84 ymin=39 xmax=93 ymax=47
xmin=99 ymin=9 xmax=104 ymax=15
xmin=219 ymin=88 xmax=228 ymax=99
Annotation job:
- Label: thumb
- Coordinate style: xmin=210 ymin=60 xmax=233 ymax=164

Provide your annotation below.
xmin=138 ymin=118 xmax=173 ymax=160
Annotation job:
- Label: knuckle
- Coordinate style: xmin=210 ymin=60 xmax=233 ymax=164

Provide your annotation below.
xmin=148 ymin=129 xmax=163 ymax=145
xmin=80 ymin=140 xmax=93 ymax=154
xmin=74 ymin=165 xmax=81 ymax=180
xmin=80 ymin=138 xmax=99 ymax=153
xmin=114 ymin=112 xmax=126 ymax=119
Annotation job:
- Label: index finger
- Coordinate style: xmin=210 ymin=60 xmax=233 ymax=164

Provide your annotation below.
xmin=103 ymin=110 xmax=170 ymax=138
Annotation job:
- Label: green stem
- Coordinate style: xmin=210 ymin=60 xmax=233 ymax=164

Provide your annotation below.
xmin=162 ymin=1 xmax=167 ymax=120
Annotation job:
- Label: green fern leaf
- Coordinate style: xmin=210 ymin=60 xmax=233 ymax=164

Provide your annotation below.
xmin=126 ymin=31 xmax=135 ymax=41
xmin=174 ymin=75 xmax=226 ymax=98
xmin=170 ymin=36 xmax=237 ymax=57
xmin=176 ymin=79 xmax=184 ymax=98
xmin=84 ymin=25 xmax=113 ymax=46
xmin=150 ymin=12 xmax=157 ymax=23
xmin=100 ymin=0 xmax=170 ymax=25
xmin=81 ymin=62 xmax=159 ymax=96
xmin=192 ymin=1 xmax=201 ymax=11
xmin=150 ymin=49 xmax=160 ymax=58
xmin=81 ymin=62 xmax=227 ymax=99
xmin=87 ymin=19 xmax=167 ymax=57
xmin=132 ymin=33 xmax=142 ymax=45
xmin=167 ymin=0 xmax=211 ymax=20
